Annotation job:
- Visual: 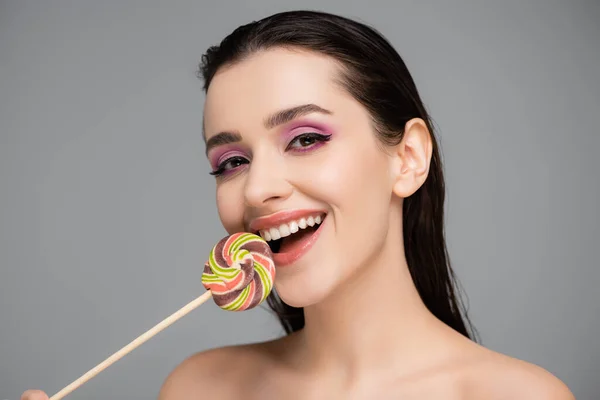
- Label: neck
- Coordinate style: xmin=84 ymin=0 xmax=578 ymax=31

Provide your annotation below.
xmin=294 ymin=223 xmax=459 ymax=378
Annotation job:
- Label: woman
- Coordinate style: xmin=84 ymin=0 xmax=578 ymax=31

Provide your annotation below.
xmin=23 ymin=10 xmax=573 ymax=400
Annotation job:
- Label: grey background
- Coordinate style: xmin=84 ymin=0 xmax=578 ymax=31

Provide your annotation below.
xmin=1 ymin=1 xmax=598 ymax=399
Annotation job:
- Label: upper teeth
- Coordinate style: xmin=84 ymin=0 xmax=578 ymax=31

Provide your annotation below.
xmin=259 ymin=214 xmax=325 ymax=241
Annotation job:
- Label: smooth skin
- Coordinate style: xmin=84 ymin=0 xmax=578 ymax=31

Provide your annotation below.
xmin=21 ymin=48 xmax=574 ymax=400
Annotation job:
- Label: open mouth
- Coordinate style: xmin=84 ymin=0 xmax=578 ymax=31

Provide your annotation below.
xmin=257 ymin=213 xmax=326 ymax=254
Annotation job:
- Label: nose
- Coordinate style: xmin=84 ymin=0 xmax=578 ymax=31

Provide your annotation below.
xmin=243 ymin=152 xmax=292 ymax=208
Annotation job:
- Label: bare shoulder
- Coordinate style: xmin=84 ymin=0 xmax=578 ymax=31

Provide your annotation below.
xmin=463 ymin=345 xmax=574 ymax=400
xmin=158 ymin=340 xmax=280 ymax=400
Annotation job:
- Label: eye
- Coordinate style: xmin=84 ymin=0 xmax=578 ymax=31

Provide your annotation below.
xmin=209 ymin=156 xmax=249 ymax=176
xmin=286 ymin=132 xmax=332 ymax=151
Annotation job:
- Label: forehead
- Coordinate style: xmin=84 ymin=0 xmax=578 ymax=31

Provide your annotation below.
xmin=203 ymin=48 xmax=346 ymax=138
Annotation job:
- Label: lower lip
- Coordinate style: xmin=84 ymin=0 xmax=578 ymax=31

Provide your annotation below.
xmin=272 ymin=217 xmax=326 ymax=267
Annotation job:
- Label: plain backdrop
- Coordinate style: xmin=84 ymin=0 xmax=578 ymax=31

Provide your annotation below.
xmin=1 ymin=1 xmax=598 ymax=399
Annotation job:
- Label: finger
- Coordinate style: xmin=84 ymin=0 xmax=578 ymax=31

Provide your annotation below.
xmin=20 ymin=389 xmax=49 ymax=400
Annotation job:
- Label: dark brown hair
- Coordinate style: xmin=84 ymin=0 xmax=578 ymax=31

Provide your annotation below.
xmin=198 ymin=10 xmax=475 ymax=340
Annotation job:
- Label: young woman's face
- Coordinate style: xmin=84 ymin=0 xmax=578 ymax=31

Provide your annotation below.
xmin=203 ymin=48 xmax=398 ymax=307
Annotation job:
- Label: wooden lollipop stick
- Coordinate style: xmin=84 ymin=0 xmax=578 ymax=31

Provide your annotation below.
xmin=49 ymin=290 xmax=213 ymax=400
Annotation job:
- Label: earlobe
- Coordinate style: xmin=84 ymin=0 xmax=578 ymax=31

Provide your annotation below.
xmin=391 ymin=118 xmax=433 ymax=198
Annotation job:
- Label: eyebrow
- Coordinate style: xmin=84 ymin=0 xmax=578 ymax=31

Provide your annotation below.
xmin=204 ymin=103 xmax=332 ymax=156
xmin=264 ymin=103 xmax=332 ymax=130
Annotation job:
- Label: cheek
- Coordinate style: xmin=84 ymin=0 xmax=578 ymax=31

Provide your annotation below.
xmin=298 ymin=138 xmax=390 ymax=207
xmin=313 ymin=137 xmax=392 ymax=259
xmin=216 ymin=184 xmax=245 ymax=233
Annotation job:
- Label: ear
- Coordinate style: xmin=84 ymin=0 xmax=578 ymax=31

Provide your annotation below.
xmin=391 ymin=118 xmax=433 ymax=198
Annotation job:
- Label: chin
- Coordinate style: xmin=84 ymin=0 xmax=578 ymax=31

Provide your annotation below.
xmin=274 ymin=263 xmax=341 ymax=308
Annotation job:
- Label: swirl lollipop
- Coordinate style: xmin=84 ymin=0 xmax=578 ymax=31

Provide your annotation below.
xmin=48 ymin=232 xmax=275 ymax=400
xmin=202 ymin=232 xmax=275 ymax=311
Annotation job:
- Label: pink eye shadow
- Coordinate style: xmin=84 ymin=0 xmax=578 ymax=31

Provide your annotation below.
xmin=281 ymin=119 xmax=337 ymax=141
xmin=209 ymin=148 xmax=247 ymax=170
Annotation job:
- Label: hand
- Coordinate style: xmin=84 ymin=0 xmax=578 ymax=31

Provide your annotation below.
xmin=20 ymin=390 xmax=49 ymax=400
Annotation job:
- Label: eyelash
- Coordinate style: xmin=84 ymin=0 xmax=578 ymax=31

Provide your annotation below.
xmin=209 ymin=132 xmax=332 ymax=177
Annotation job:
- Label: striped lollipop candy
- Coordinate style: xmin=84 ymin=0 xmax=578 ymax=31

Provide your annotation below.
xmin=202 ymin=232 xmax=276 ymax=311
